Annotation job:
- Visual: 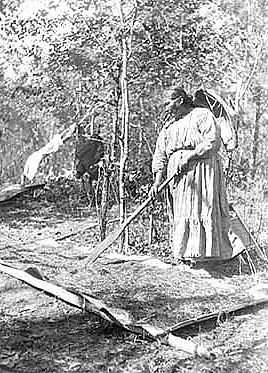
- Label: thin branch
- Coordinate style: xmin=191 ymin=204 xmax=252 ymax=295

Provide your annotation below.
xmin=142 ymin=133 xmax=154 ymax=157
xmin=127 ymin=0 xmax=138 ymax=59
xmin=239 ymin=40 xmax=263 ymax=100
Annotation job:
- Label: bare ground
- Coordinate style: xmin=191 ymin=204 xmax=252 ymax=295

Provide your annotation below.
xmin=0 ymin=195 xmax=268 ymax=373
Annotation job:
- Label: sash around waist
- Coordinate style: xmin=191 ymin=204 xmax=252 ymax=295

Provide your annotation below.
xmin=168 ymin=145 xmax=195 ymax=154
xmin=168 ymin=147 xmax=219 ymax=165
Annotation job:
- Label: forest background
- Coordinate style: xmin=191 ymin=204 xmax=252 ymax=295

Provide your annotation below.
xmin=1 ymin=2 xmax=268 ymax=372
xmin=0 ymin=0 xmax=267 ymax=242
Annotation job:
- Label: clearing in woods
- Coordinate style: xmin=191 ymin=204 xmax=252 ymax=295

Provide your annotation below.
xmin=0 ymin=194 xmax=268 ymax=373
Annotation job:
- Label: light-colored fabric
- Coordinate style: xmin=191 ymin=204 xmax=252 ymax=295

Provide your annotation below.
xmin=23 ymin=151 xmax=44 ymax=182
xmin=152 ymin=107 xmax=233 ymax=261
xmin=217 ymin=116 xmax=237 ymax=152
xmin=41 ymin=134 xmax=63 ymax=155
xmin=23 ymin=134 xmax=64 ymax=182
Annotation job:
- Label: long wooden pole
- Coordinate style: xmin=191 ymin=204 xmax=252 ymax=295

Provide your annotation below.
xmin=229 ymin=204 xmax=267 ymax=260
xmin=86 ymin=173 xmax=175 ymax=265
xmin=0 ymin=258 xmax=211 ymax=358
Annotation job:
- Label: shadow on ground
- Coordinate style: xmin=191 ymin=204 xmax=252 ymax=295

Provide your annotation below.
xmin=0 ymin=312 xmax=150 ymax=373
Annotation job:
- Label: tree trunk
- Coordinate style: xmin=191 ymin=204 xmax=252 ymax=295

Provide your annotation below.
xmin=98 ymin=160 xmax=110 ymax=241
xmin=119 ymin=32 xmax=129 ymax=252
xmin=138 ymin=97 xmax=144 ymax=161
xmin=251 ymin=89 xmax=261 ymax=179
xmin=117 ymin=0 xmax=138 ymax=252
xmin=111 ymin=87 xmax=120 ymax=162
xmin=96 ymin=87 xmax=120 ymax=241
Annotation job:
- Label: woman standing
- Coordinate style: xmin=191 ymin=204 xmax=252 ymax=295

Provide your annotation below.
xmin=150 ymin=87 xmax=233 ymax=264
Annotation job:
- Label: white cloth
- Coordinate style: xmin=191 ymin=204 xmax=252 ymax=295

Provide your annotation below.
xmin=23 ymin=134 xmax=64 ymax=182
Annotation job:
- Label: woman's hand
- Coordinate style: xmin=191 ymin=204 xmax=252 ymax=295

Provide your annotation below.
xmin=149 ymin=182 xmax=159 ymax=199
xmin=149 ymin=171 xmax=163 ymax=199
xmin=177 ymin=150 xmax=195 ymax=173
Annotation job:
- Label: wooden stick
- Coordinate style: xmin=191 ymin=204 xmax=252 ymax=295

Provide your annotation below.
xmin=229 ymin=204 xmax=267 ymax=260
xmin=55 ymin=218 xmax=120 ymax=242
xmin=56 ymin=222 xmax=98 ymax=241
xmin=86 ymin=173 xmax=176 ymax=265
xmin=0 ymin=258 xmax=211 ymax=358
xmin=149 ymin=214 xmax=154 ymax=246
xmin=0 ymin=259 xmax=113 ymax=322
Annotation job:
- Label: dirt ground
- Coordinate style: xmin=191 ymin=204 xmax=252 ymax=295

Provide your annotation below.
xmin=1 ymin=194 xmax=268 ymax=373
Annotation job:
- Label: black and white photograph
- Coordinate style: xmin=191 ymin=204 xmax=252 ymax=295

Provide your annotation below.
xmin=0 ymin=1 xmax=268 ymax=372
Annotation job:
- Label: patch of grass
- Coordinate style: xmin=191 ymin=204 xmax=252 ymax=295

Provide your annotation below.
xmin=0 ymin=194 xmax=268 ymax=372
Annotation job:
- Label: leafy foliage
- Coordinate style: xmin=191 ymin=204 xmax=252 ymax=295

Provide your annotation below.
xmin=0 ymin=0 xmax=267 ymax=192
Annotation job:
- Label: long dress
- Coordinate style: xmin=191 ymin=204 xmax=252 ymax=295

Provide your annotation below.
xmin=152 ymin=107 xmax=233 ymax=261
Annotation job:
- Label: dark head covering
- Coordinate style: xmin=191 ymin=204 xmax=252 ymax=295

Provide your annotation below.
xmin=170 ymin=87 xmax=187 ymax=100
xmin=166 ymin=86 xmax=193 ymax=106
xmin=163 ymin=87 xmax=194 ymax=122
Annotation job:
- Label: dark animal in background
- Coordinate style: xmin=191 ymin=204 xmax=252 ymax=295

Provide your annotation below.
xmin=75 ymin=134 xmax=104 ymax=179
xmin=75 ymin=134 xmax=104 ymax=200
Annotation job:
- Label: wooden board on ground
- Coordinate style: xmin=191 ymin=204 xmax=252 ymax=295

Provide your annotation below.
xmin=0 ymin=259 xmax=211 ymax=358
xmin=0 ymin=183 xmax=45 ymax=203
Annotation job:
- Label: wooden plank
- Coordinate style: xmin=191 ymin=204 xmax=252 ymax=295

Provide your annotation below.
xmin=0 ymin=259 xmax=211 ymax=357
xmin=0 ymin=183 xmax=45 ymax=203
